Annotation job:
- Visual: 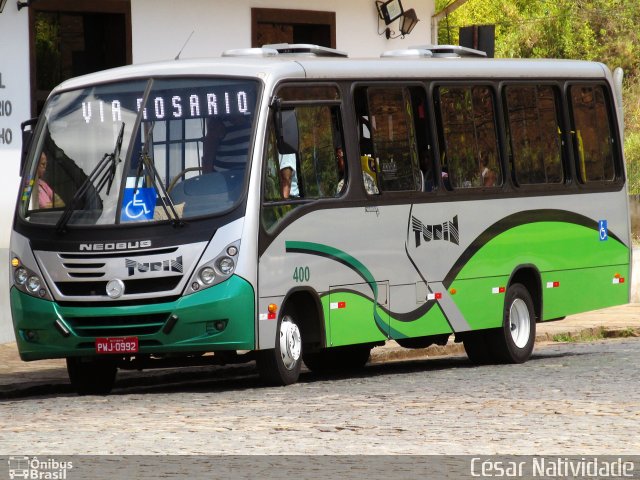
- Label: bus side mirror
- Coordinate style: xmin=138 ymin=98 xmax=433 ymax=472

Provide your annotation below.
xmin=20 ymin=118 xmax=38 ymax=174
xmin=274 ymin=104 xmax=299 ymax=154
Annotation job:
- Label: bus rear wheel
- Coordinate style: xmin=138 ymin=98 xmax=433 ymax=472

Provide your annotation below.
xmin=462 ymin=331 xmax=494 ymax=364
xmin=491 ymin=283 xmax=536 ymax=363
xmin=66 ymin=357 xmax=118 ymax=395
xmin=303 ymin=344 xmax=371 ymax=373
xmin=257 ymin=309 xmax=302 ymax=386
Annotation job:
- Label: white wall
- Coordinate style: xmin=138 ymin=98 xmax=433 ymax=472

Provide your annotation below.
xmin=131 ymin=0 xmax=434 ymax=62
xmin=0 ymin=2 xmax=30 ymax=343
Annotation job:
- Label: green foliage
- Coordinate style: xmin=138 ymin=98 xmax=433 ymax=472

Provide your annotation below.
xmin=552 ymin=327 xmax=606 ymax=343
xmin=434 ymin=0 xmax=640 ymax=192
xmin=35 ymin=13 xmax=61 ymax=91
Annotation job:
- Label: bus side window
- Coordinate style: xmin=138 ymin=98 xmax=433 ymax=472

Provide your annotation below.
xmin=360 ymin=86 xmax=421 ymax=193
xmin=436 ymin=85 xmax=502 ymax=189
xmin=505 ymin=85 xmax=563 ymax=185
xmin=264 ymin=124 xmax=283 ymax=202
xmin=569 ymin=84 xmax=616 ymax=183
xmin=295 ymin=105 xmax=346 ymax=199
xmin=261 ymin=121 xmax=294 ymax=231
xmin=261 ymin=104 xmax=346 ymax=231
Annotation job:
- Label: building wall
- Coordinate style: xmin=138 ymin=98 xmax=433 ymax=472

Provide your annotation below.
xmin=0 ymin=0 xmax=433 ymax=344
xmin=0 ymin=2 xmax=30 ymax=343
xmin=130 ymin=0 xmax=433 ymax=62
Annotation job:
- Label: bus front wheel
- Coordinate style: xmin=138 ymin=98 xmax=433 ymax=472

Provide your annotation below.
xmin=66 ymin=357 xmax=118 ymax=395
xmin=257 ymin=308 xmax=302 ymax=386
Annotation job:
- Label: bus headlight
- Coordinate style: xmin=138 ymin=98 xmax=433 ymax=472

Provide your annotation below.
xmin=185 ymin=240 xmax=240 ymax=295
xmin=10 ymin=254 xmax=51 ymax=300
xmin=216 ymin=256 xmax=235 ymax=275
xmin=27 ymin=276 xmax=42 ymax=293
xmin=15 ymin=268 xmax=28 ymax=285
xmin=199 ymin=266 xmax=216 ymax=285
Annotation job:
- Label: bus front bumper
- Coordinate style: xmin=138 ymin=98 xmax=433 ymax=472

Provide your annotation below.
xmin=10 ymin=275 xmax=255 ymax=361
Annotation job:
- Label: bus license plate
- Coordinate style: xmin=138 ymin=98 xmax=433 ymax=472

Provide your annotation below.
xmin=96 ymin=337 xmax=138 ymax=354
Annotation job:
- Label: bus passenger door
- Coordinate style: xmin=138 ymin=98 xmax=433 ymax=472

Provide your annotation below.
xmin=328 ymin=281 xmax=389 ymax=347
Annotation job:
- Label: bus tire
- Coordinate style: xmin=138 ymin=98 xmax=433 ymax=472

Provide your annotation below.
xmin=491 ymin=283 xmax=536 ymax=363
xmin=66 ymin=357 xmax=117 ymax=395
xmin=462 ymin=331 xmax=495 ymax=364
xmin=257 ymin=308 xmax=302 ymax=386
xmin=303 ymin=344 xmax=371 ymax=373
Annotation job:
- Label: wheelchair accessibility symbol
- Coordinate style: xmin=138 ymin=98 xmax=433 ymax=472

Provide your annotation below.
xmin=598 ymin=220 xmax=608 ymax=241
xmin=121 ymin=187 xmax=156 ymax=222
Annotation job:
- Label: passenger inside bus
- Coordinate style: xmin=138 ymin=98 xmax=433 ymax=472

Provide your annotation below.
xmin=31 ymin=151 xmax=64 ymax=209
xmin=202 ymin=116 xmax=252 ymax=172
xmin=479 ymin=158 xmax=497 ymax=187
xmin=279 ymin=152 xmax=299 ymax=199
xmin=335 ymin=146 xmax=347 ymax=195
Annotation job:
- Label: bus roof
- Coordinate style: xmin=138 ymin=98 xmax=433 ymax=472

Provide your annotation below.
xmin=53 ymin=49 xmax=610 ymax=94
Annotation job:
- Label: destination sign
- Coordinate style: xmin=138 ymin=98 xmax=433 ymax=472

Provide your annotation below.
xmin=78 ymin=82 xmax=257 ymax=125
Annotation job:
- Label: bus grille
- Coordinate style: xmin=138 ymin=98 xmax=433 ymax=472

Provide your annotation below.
xmin=55 ymin=277 xmax=182 ymax=297
xmin=66 ymin=313 xmax=170 ymax=337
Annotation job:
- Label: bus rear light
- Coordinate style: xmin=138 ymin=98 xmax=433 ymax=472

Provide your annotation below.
xmin=613 ymin=276 xmax=625 ymax=284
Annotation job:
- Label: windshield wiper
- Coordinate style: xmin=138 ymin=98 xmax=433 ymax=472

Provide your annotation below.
xmin=55 ymin=122 xmax=125 ymax=234
xmin=134 ymin=122 xmax=184 ymax=227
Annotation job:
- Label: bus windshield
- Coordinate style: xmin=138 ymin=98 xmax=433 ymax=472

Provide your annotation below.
xmin=19 ymin=77 xmax=259 ymax=227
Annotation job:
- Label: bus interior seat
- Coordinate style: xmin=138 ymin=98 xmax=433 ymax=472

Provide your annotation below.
xmin=170 ymin=170 xmax=244 ymax=216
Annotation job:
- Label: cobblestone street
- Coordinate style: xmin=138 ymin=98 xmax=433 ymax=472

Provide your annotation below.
xmin=1 ymin=338 xmax=639 ymax=455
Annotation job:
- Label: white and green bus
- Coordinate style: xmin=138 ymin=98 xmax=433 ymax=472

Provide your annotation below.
xmin=10 ymin=44 xmax=630 ymax=394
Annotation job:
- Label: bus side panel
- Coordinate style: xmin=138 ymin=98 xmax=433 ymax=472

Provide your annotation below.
xmin=541 ymin=265 xmax=629 ymax=319
xmin=449 ymin=220 xmax=629 ymax=327
xmin=325 ymin=283 xmax=389 ymax=347
xmin=258 ymin=205 xmax=418 ymax=349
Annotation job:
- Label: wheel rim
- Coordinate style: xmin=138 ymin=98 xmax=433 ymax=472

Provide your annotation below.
xmin=509 ymin=298 xmax=531 ymax=348
xmin=279 ymin=315 xmax=301 ymax=370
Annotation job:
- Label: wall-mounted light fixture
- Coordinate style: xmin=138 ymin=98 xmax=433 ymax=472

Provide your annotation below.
xmin=376 ymin=0 xmax=420 ymax=39
xmin=377 ymin=0 xmax=404 ymax=25
xmin=17 ymin=0 xmax=38 ymax=11
xmin=0 ymin=0 xmax=8 ymax=13
xmin=399 ymin=8 xmax=419 ymax=37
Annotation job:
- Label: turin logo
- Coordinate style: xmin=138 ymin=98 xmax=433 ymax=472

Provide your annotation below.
xmin=125 ymin=256 xmax=183 ymax=276
xmin=412 ymin=215 xmax=459 ymax=247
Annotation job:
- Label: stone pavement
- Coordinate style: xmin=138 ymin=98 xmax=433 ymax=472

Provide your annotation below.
xmin=1 ymin=303 xmax=639 ymax=398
